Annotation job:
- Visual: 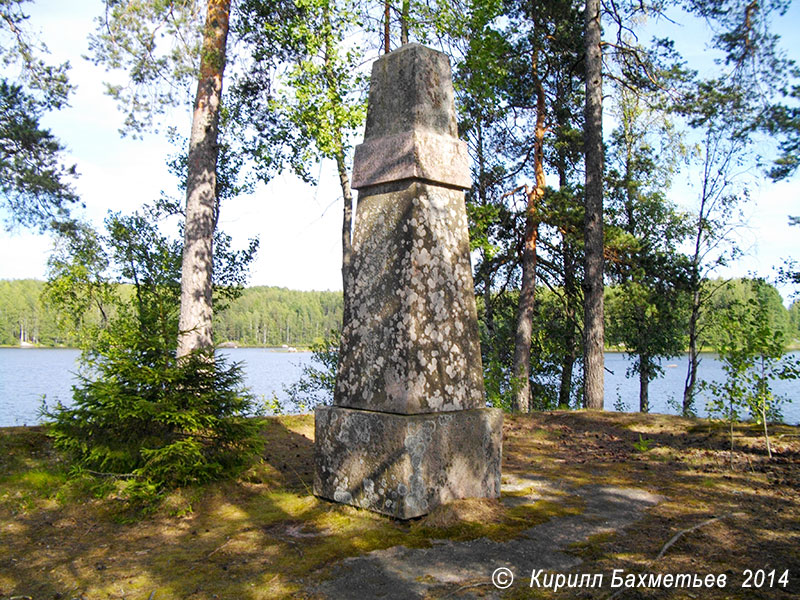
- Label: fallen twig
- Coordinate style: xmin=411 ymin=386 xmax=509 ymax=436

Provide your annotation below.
xmin=655 ymin=512 xmax=740 ymax=560
xmin=605 ymin=512 xmax=744 ymax=600
xmin=206 ymin=537 xmax=232 ymax=558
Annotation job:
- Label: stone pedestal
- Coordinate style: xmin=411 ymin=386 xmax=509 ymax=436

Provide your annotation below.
xmin=315 ymin=407 xmax=502 ymax=519
xmin=314 ymin=43 xmax=502 ymax=519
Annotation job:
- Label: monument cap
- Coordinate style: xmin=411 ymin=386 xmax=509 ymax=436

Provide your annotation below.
xmin=351 ymin=44 xmax=471 ymax=190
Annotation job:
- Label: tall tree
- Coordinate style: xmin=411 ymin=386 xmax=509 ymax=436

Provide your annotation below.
xmin=672 ymin=0 xmax=797 ymax=413
xmin=89 ymin=0 xmax=299 ymax=356
xmin=177 ymin=0 xmax=231 ymax=356
xmin=605 ymin=80 xmax=691 ymax=412
xmin=435 ymin=0 xmax=585 ymax=411
xmin=582 ymin=0 xmax=604 ymax=409
xmin=503 ymin=0 xmax=584 ymax=413
xmin=234 ymin=0 xmax=365 ymax=328
xmin=443 ymin=0 xmax=518 ymax=410
xmin=278 ymin=0 xmax=365 ymax=327
xmin=678 ymin=88 xmax=750 ymax=415
xmin=89 ymin=0 xmax=230 ymax=356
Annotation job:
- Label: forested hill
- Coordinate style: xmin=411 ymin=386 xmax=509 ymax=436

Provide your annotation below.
xmin=213 ymin=286 xmax=342 ymax=347
xmin=0 ymin=280 xmax=342 ymax=347
xmin=2 ymin=278 xmax=798 ymax=349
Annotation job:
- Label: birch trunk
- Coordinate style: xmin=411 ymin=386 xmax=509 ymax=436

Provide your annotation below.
xmin=335 ymin=149 xmax=353 ymax=327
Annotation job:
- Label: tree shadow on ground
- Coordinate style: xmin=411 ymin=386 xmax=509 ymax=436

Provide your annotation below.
xmin=2 ymin=412 xmax=799 ymax=599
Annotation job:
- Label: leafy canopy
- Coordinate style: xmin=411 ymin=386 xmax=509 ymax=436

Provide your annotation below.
xmin=0 ymin=0 xmax=79 ymax=229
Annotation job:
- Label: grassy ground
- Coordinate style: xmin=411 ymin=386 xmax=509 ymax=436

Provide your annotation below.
xmin=1 ymin=411 xmax=798 ymax=599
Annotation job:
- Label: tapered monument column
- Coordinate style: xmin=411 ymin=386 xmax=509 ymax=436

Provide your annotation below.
xmin=314 ymin=44 xmax=502 ymax=519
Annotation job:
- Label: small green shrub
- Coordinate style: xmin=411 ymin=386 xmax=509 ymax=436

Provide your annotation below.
xmin=42 ymin=210 xmax=262 ymax=496
xmin=283 ymin=329 xmax=339 ymax=411
xmin=633 ymin=433 xmax=655 ymax=453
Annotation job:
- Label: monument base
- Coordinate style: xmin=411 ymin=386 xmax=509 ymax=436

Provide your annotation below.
xmin=314 ymin=406 xmax=502 ymax=519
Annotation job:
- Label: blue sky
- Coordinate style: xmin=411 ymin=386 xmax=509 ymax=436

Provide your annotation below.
xmin=1 ymin=0 xmax=798 ymax=300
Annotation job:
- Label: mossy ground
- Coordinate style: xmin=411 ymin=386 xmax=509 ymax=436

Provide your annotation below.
xmin=1 ymin=411 xmax=798 ymax=599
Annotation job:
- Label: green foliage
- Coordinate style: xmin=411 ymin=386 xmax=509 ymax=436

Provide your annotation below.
xmin=283 ymin=328 xmax=339 ymax=412
xmin=478 ymin=288 xmax=584 ymax=412
xmin=703 ymin=278 xmax=792 ymax=348
xmin=0 ymin=0 xmax=73 ymax=109
xmin=765 ymin=84 xmax=799 ymax=181
xmin=231 ymin=0 xmax=365 ymax=185
xmin=702 ymin=279 xmax=798 ymax=458
xmin=0 ymin=280 xmax=342 ymax=348
xmin=42 ymin=211 xmax=262 ymax=494
xmin=0 ymin=81 xmax=80 ymax=229
xmin=788 ymin=300 xmax=800 ymax=341
xmin=87 ymin=0 xmax=204 ymax=136
xmin=604 ymin=81 xmax=692 ymax=413
xmin=633 ymin=434 xmax=655 ymax=453
xmin=0 ymin=0 xmax=78 ymax=229
xmin=214 ymin=287 xmax=343 ymax=347
xmin=45 ymin=346 xmax=261 ymax=489
xmin=449 ymin=0 xmax=586 ymax=413
xmin=476 ymin=292 xmax=516 ymax=412
xmin=606 ymin=276 xmax=689 ymax=404
xmin=0 ymin=279 xmax=65 ymax=345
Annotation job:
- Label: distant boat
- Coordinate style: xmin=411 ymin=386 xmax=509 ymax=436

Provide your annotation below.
xmin=666 ymin=364 xmax=678 ymax=368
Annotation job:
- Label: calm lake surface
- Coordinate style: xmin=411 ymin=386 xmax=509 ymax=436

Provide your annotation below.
xmin=1 ymin=348 xmax=798 ymax=427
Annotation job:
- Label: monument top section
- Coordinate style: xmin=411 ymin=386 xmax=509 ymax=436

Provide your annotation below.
xmin=363 ymin=43 xmax=459 ymax=140
xmin=352 ymin=44 xmax=470 ymax=190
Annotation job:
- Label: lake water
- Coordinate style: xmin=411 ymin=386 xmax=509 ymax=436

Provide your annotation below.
xmin=1 ymin=348 xmax=798 ymax=427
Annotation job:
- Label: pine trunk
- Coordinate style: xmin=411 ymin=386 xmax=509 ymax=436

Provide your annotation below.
xmin=177 ymin=0 xmax=230 ymax=357
xmin=384 ymin=0 xmax=391 ymax=53
xmin=582 ymin=0 xmax=604 ymax=409
xmin=512 ymin=210 xmax=538 ymax=412
xmin=511 ymin=61 xmax=545 ymax=414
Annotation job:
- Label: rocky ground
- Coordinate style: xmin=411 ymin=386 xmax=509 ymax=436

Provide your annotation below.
xmin=1 ymin=411 xmax=798 ymax=599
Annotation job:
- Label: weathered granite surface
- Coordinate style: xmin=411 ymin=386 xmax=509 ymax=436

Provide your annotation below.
xmin=362 ymin=43 xmax=458 ymax=140
xmin=351 ymin=130 xmax=470 ymax=189
xmin=334 ymin=180 xmax=484 ymax=414
xmin=314 ymin=406 xmax=503 ymax=519
xmin=351 ymin=42 xmax=469 ymax=191
xmin=315 ymin=43 xmax=501 ymax=519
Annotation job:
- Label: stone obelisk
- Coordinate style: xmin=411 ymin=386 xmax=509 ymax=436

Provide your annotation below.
xmin=314 ymin=44 xmax=502 ymax=519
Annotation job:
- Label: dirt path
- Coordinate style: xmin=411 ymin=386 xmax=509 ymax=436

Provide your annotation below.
xmin=313 ymin=477 xmax=664 ymax=599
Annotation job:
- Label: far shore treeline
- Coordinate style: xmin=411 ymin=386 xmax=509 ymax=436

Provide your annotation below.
xmin=0 ymin=280 xmax=342 ymax=348
xmin=2 ymin=277 xmax=798 ymax=351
